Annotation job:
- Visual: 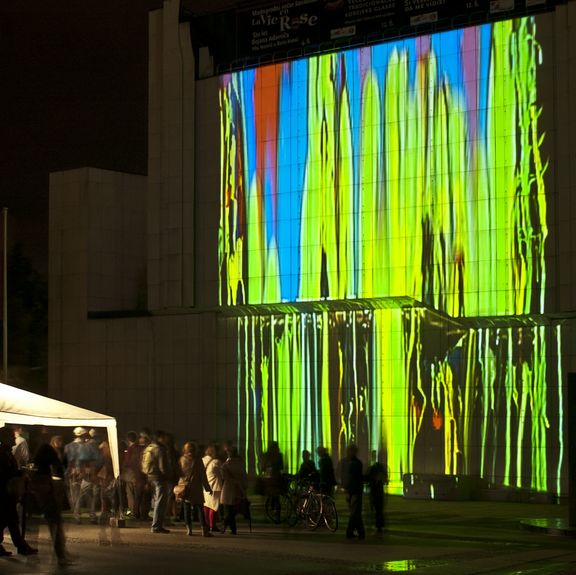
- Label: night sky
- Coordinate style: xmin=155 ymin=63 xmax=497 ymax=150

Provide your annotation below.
xmin=0 ymin=0 xmax=162 ymax=273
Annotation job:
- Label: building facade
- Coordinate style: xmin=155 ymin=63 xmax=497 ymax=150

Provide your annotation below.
xmin=49 ymin=0 xmax=576 ymax=497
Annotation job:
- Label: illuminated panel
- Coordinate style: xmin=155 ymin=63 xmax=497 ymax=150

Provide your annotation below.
xmin=233 ymin=311 xmax=563 ymax=493
xmin=219 ymin=18 xmax=563 ymax=494
xmin=219 ymin=18 xmax=548 ymax=318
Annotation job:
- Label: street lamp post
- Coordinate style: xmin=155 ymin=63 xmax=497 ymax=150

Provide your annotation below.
xmin=2 ymin=207 xmax=7 ymax=385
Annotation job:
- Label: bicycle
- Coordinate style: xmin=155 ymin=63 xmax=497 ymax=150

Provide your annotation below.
xmin=287 ymin=479 xmax=338 ymax=532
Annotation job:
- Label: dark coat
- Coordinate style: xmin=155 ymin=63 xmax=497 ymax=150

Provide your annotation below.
xmin=180 ymin=454 xmax=210 ymax=505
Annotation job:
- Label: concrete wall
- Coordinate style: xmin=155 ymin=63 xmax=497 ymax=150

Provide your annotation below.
xmin=148 ymin=0 xmax=196 ymax=311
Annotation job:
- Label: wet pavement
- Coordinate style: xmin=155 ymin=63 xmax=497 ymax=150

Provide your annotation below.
xmin=1 ymin=495 xmax=575 ymax=575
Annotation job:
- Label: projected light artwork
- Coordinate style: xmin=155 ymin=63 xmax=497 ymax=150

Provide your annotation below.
xmin=219 ymin=17 xmax=564 ymax=493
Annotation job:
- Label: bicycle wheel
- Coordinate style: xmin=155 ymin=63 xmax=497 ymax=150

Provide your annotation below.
xmin=305 ymin=493 xmax=322 ymax=530
xmin=286 ymin=494 xmax=302 ymax=527
xmin=278 ymin=494 xmax=292 ymax=523
xmin=322 ymin=496 xmax=338 ymax=532
xmin=265 ymin=496 xmax=282 ymax=524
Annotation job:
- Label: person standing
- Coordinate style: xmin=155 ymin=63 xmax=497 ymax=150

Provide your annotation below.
xmin=163 ymin=433 xmax=180 ymax=526
xmin=297 ymin=450 xmax=318 ymax=482
xmin=12 ymin=426 xmax=29 ymax=469
xmin=202 ymin=445 xmax=223 ymax=533
xmin=261 ymin=441 xmax=284 ymax=522
xmin=367 ymin=450 xmax=387 ymax=534
xmin=49 ymin=435 xmax=68 ymax=511
xmin=63 ymin=427 xmax=83 ymax=518
xmin=316 ymin=446 xmax=337 ymax=496
xmin=341 ymin=444 xmax=365 ymax=540
xmin=68 ymin=427 xmax=100 ymax=524
xmin=220 ymin=446 xmax=247 ymax=535
xmin=141 ymin=430 xmax=170 ymax=534
xmin=179 ymin=442 xmax=212 ymax=536
xmin=122 ymin=431 xmax=145 ymax=519
xmin=138 ymin=431 xmax=152 ymax=519
xmin=0 ymin=427 xmax=37 ymax=557
xmin=95 ymin=438 xmax=115 ymax=517
xmin=85 ymin=429 xmax=104 ymax=521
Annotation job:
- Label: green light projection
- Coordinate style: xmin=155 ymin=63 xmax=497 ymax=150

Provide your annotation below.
xmin=218 ymin=17 xmax=564 ymax=493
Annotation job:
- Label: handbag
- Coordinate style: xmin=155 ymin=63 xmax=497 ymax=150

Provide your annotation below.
xmin=173 ymin=478 xmax=187 ymax=500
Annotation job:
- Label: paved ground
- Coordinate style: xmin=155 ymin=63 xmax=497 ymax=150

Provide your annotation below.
xmin=1 ymin=495 xmax=575 ymax=575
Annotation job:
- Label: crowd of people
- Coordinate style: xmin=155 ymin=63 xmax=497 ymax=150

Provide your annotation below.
xmin=126 ymin=429 xmax=247 ymax=537
xmin=0 ymin=424 xmax=388 ymax=565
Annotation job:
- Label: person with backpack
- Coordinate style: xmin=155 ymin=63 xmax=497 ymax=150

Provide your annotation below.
xmin=141 ymin=430 xmax=170 ymax=534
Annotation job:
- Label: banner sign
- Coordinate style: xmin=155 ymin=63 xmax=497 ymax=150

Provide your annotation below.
xmin=192 ymin=0 xmax=561 ymax=69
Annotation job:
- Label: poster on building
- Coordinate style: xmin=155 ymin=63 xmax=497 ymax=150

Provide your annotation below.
xmin=235 ymin=0 xmax=508 ymax=59
xmin=198 ymin=0 xmax=564 ymax=66
xmin=237 ymin=1 xmax=323 ymax=56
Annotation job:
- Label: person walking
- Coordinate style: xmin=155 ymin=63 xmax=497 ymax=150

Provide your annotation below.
xmin=341 ymin=444 xmax=365 ymax=540
xmin=141 ymin=430 xmax=170 ymax=534
xmin=0 ymin=427 xmax=37 ymax=557
xmin=30 ymin=441 xmax=72 ymax=565
xmin=220 ymin=446 xmax=247 ymax=535
xmin=179 ymin=442 xmax=212 ymax=536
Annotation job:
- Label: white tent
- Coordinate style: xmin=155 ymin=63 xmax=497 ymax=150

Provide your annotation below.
xmin=0 ymin=382 xmax=120 ymax=478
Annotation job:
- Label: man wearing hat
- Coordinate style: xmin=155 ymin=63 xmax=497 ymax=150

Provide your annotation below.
xmin=64 ymin=427 xmax=99 ymax=524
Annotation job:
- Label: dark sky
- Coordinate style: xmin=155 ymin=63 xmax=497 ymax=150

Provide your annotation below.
xmin=0 ymin=0 xmax=162 ymax=272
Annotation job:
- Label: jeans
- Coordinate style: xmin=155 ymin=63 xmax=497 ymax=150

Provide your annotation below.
xmin=73 ymin=480 xmax=98 ymax=521
xmin=125 ymin=480 xmax=146 ymax=519
xmin=149 ymin=479 xmax=169 ymax=532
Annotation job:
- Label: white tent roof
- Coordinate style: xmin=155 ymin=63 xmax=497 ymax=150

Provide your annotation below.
xmin=0 ymin=382 xmax=120 ymax=478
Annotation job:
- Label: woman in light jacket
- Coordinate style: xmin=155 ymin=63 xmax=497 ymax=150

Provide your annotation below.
xmin=202 ymin=445 xmax=223 ymax=533
xmin=220 ymin=446 xmax=247 ymax=535
xmin=179 ymin=442 xmax=212 ymax=536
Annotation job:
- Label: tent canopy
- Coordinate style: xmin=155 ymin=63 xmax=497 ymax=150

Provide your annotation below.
xmin=0 ymin=382 xmax=120 ymax=478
